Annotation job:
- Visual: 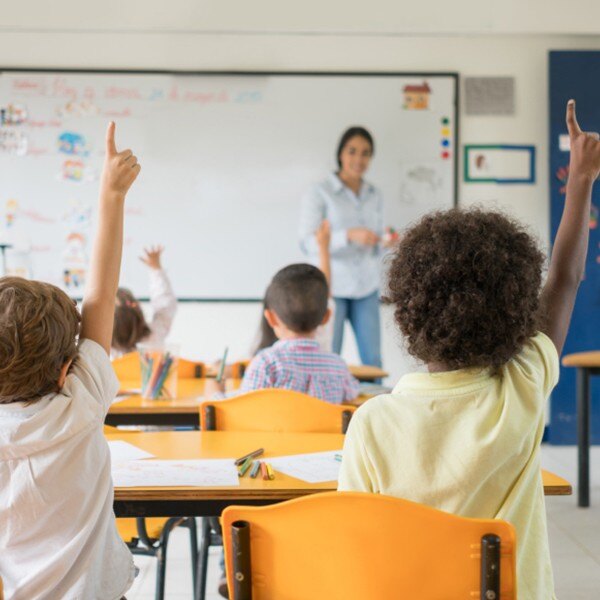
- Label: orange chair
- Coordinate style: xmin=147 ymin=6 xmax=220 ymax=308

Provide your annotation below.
xmin=199 ymin=389 xmax=355 ymax=434
xmin=112 ymin=351 xmax=206 ymax=381
xmin=105 ymin=426 xmax=197 ymax=600
xmin=230 ymin=360 xmax=249 ymax=379
xmin=222 ymin=492 xmax=517 ymax=600
xmin=196 ymin=389 xmax=355 ymax=599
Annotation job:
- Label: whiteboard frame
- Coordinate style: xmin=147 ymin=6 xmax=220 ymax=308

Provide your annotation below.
xmin=0 ymin=68 xmax=460 ymax=301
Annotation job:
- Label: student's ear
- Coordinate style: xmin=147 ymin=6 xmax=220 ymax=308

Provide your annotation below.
xmin=264 ymin=308 xmax=280 ymax=329
xmin=57 ymin=358 xmax=74 ymax=390
xmin=320 ymin=308 xmax=332 ymax=326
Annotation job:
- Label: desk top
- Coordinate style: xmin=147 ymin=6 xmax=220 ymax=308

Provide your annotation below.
xmin=111 ymin=379 xmax=374 ymax=415
xmin=109 ymin=430 xmax=343 ymax=502
xmin=562 ymin=351 xmax=600 ymax=368
xmin=107 ymin=430 xmax=571 ymax=500
xmin=203 ymin=363 xmax=388 ymax=381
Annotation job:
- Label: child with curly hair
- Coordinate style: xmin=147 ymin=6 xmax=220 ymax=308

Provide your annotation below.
xmin=338 ymin=100 xmax=600 ymax=599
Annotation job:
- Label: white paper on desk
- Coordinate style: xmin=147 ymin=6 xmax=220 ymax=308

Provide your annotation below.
xmin=108 ymin=441 xmax=155 ymax=462
xmin=112 ymin=459 xmax=240 ymax=488
xmin=269 ymin=451 xmax=343 ymax=483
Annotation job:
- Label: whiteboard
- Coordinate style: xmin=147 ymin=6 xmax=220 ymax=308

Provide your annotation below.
xmin=0 ymin=71 xmax=457 ymax=299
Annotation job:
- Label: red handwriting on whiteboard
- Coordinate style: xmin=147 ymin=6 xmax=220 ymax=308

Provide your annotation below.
xmin=182 ymin=90 xmax=229 ymax=104
xmin=12 ymin=79 xmax=47 ymax=94
xmin=105 ymin=87 xmax=142 ymax=100
xmin=51 ymin=78 xmax=77 ymax=100
xmin=103 ymin=108 xmax=132 ymax=118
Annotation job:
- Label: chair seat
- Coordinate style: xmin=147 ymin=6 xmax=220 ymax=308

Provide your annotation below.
xmin=117 ymin=518 xmax=169 ymax=544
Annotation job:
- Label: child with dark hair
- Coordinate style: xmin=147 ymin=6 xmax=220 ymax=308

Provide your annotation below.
xmin=241 ymin=263 xmax=358 ymax=403
xmin=251 ymin=220 xmax=335 ymax=356
xmin=0 ymin=122 xmax=140 ymax=599
xmin=339 ymin=100 xmax=600 ymax=599
xmin=209 ymin=263 xmax=359 ymax=405
xmin=111 ymin=245 xmax=177 ymax=357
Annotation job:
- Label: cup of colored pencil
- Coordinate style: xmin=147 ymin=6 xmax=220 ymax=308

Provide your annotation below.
xmin=137 ymin=344 xmax=179 ymax=400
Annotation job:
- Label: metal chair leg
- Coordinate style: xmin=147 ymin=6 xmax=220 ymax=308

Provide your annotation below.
xmin=187 ymin=518 xmax=199 ymax=592
xmin=155 ymin=519 xmax=177 ymax=600
xmin=195 ymin=518 xmax=212 ymax=600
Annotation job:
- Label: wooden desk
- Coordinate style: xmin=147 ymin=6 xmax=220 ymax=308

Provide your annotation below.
xmin=205 ymin=363 xmax=388 ymax=382
xmin=562 ymin=351 xmax=600 ymax=507
xmin=349 ymin=364 xmax=388 ymax=382
xmin=109 ymin=430 xmax=571 ymax=518
xmin=108 ymin=379 xmax=376 ymax=428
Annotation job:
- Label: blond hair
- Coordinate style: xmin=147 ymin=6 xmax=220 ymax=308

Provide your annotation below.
xmin=0 ymin=277 xmax=81 ymax=403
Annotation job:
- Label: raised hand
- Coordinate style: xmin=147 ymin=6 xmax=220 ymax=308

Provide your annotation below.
xmin=139 ymin=245 xmax=164 ymax=270
xmin=567 ymin=100 xmax=600 ymax=182
xmin=101 ymin=121 xmax=141 ymax=197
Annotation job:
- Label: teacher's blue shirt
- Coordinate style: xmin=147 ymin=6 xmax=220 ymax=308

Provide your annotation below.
xmin=299 ymin=173 xmax=384 ymax=299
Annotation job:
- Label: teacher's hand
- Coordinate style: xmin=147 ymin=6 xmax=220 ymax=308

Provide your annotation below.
xmin=347 ymin=227 xmax=380 ymax=246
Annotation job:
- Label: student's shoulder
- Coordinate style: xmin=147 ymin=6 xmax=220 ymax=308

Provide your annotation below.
xmin=348 ymin=393 xmax=399 ymax=437
xmin=63 ymin=339 xmax=120 ymax=408
xmin=505 ymin=331 xmax=560 ymax=396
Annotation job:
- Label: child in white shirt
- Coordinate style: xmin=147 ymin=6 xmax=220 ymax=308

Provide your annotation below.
xmin=0 ymin=122 xmax=140 ymax=600
xmin=111 ymin=245 xmax=177 ymax=357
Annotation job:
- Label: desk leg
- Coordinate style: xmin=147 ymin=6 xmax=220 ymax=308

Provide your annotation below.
xmin=577 ymin=368 xmax=591 ymax=507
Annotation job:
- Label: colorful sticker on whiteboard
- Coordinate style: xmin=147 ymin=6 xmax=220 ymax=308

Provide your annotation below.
xmin=402 ymin=82 xmax=431 ymax=110
xmin=5 ymin=199 xmax=19 ymax=228
xmin=0 ymin=104 xmax=28 ymax=125
xmin=56 ymin=100 xmax=99 ymax=118
xmin=0 ymin=129 xmax=28 ymax=155
xmin=62 ymin=232 xmax=87 ymax=290
xmin=57 ymin=131 xmax=89 ymax=156
xmin=59 ymin=159 xmax=96 ymax=183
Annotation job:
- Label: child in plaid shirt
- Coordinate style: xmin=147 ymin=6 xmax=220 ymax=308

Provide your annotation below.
xmin=209 ymin=264 xmax=359 ymax=404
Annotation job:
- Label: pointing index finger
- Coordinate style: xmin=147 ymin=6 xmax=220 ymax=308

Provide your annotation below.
xmin=566 ymin=99 xmax=582 ymax=138
xmin=106 ymin=121 xmax=117 ymax=156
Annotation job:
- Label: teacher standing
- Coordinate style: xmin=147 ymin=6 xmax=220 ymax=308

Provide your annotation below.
xmin=299 ymin=126 xmax=383 ymax=368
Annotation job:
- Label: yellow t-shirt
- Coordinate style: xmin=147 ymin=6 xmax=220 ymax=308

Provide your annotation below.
xmin=338 ymin=332 xmax=559 ymax=600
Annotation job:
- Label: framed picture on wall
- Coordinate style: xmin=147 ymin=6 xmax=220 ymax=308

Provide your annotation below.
xmin=464 ymin=144 xmax=536 ymax=184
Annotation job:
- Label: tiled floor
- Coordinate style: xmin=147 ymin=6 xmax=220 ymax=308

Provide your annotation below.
xmin=126 ymin=445 xmax=600 ymax=599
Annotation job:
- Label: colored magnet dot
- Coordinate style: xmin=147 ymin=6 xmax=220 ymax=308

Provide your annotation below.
xmin=441 ymin=117 xmax=450 ymax=125
xmin=441 ymin=139 xmax=450 ymax=147
xmin=441 ymin=151 xmax=450 ymax=159
xmin=441 ymin=127 xmax=450 ymax=136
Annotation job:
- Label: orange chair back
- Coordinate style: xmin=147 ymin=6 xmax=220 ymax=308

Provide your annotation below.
xmin=200 ymin=389 xmax=355 ymax=433
xmin=112 ymin=351 xmax=206 ymax=380
xmin=222 ymin=492 xmax=516 ymax=600
xmin=230 ymin=360 xmax=249 ymax=378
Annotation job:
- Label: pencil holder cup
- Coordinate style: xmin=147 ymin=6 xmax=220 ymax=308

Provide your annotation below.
xmin=137 ymin=344 xmax=179 ymax=400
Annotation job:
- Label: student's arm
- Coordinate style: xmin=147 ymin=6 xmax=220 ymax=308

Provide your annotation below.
xmin=315 ymin=219 xmax=332 ymax=289
xmin=80 ymin=122 xmax=141 ymax=354
xmin=539 ymin=100 xmax=600 ymax=355
xmin=141 ymin=246 xmax=178 ymax=342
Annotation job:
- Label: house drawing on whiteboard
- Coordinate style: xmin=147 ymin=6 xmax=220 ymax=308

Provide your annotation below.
xmin=403 ymin=82 xmax=431 ymax=110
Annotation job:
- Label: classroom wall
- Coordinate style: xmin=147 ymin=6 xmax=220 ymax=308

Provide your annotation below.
xmin=2 ymin=8 xmax=599 ymax=383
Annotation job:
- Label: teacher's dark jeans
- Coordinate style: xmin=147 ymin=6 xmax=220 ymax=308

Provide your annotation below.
xmin=333 ymin=291 xmax=382 ymax=368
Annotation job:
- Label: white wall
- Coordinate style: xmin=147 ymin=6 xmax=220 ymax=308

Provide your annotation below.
xmin=2 ymin=5 xmax=599 ymax=383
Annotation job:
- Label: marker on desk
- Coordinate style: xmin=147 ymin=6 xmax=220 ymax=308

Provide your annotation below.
xmin=266 ymin=463 xmax=275 ymax=480
xmin=260 ymin=461 xmax=269 ymax=480
xmin=238 ymin=457 xmax=253 ymax=477
xmin=235 ymin=448 xmax=264 ymax=466
xmin=249 ymin=460 xmax=261 ymax=478
xmin=216 ymin=346 xmax=229 ymax=384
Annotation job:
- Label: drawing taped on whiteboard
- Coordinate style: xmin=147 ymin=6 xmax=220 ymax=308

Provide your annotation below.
xmin=398 ymin=163 xmax=445 ymax=206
